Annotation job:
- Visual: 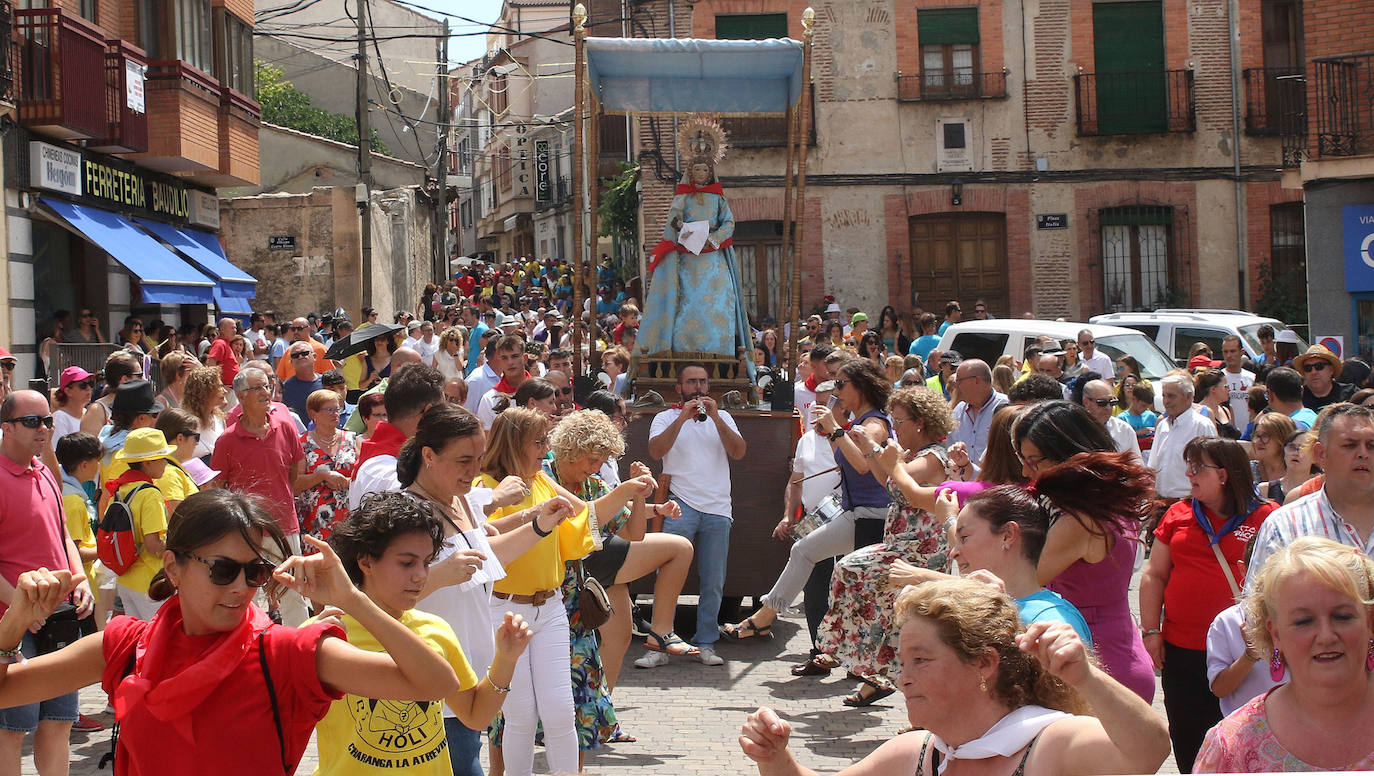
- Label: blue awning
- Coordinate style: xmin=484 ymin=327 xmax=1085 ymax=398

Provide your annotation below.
xmin=585 ymin=37 xmax=804 ymax=115
xmin=40 ymin=198 xmax=216 ymax=305
xmin=215 ymin=290 xmax=254 ymax=315
xmin=134 ymin=218 xmax=257 ymax=298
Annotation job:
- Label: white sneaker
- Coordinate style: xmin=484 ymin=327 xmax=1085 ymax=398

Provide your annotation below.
xmin=634 ymin=650 xmax=670 ymax=669
xmin=697 ymin=645 xmax=724 ymax=666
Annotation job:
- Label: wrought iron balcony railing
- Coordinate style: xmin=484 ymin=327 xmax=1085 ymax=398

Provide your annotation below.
xmin=1074 ymin=69 xmax=1195 ymax=136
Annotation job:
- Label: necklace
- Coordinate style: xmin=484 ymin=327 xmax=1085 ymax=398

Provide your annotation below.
xmin=410 ymin=482 xmax=473 ymax=533
xmin=310 ymin=427 xmax=338 ymax=451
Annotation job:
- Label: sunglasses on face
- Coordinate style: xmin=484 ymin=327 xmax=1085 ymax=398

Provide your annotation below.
xmin=557 ymin=386 xmax=574 ymax=395
xmin=183 ymin=551 xmax=275 ymax=587
xmin=1079 ymin=339 xmax=1094 ymax=346
xmin=292 ymin=352 xmax=312 ymax=359
xmin=72 ymin=381 xmax=93 ymax=390
xmin=6 ymin=414 xmax=53 ymax=429
xmin=1302 ymin=362 xmax=1328 ymax=372
xmin=1085 ymin=397 xmax=1114 ymax=407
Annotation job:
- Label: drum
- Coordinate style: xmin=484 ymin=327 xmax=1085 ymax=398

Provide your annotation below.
xmin=791 ymin=492 xmax=844 ymax=541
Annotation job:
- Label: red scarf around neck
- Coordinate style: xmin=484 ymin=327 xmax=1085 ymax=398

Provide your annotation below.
xmin=493 ymin=371 xmax=531 ymax=395
xmin=106 ymin=468 xmax=155 ymax=497
xmin=357 ymin=421 xmax=406 ymax=467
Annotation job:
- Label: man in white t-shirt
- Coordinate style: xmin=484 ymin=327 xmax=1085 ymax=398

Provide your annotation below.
xmin=1149 ymin=373 xmax=1218 ymax=499
xmin=475 ymin=335 xmax=530 ymax=430
xmin=1077 ymin=329 xmax=1115 ymax=378
xmin=648 ymin=364 xmax=747 ymax=666
xmin=1082 ymin=379 xmax=1142 ymax=462
xmin=412 ymin=320 xmax=440 ymax=367
xmin=1220 ymin=335 xmax=1256 ymax=427
xmin=245 ymin=312 xmax=270 ymax=357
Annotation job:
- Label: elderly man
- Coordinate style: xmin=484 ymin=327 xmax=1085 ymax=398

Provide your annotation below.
xmin=946 ymin=359 xmax=1009 ymax=475
xmin=1294 ymin=345 xmax=1354 ymax=411
xmin=1081 ymin=379 xmax=1142 ymax=460
xmin=1035 ymin=353 xmax=1072 ymax=400
xmin=1076 ymin=329 xmax=1114 ymax=377
xmin=275 ymin=317 xmax=330 ymax=381
xmin=1148 ymin=373 xmax=1217 ymax=500
xmin=0 ymin=391 xmax=94 ymax=775
xmin=442 ymin=375 xmax=467 ymax=407
xmin=281 ymin=341 xmax=323 ymax=421
xmin=546 ymin=370 xmax=575 ymax=415
xmin=210 ymin=367 xmax=307 ymax=624
xmin=204 ymin=316 xmax=241 ymax=388
xmin=1246 ymin=404 xmax=1374 ymax=593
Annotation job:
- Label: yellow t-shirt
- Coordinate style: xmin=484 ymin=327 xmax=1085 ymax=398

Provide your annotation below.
xmin=158 ymin=461 xmax=199 ymax=507
xmin=114 ymin=480 xmax=168 ymax=594
xmin=313 ymin=609 xmax=477 ymax=775
xmin=480 ymin=470 xmax=593 ymax=596
xmin=62 ymin=492 xmax=96 ymax=585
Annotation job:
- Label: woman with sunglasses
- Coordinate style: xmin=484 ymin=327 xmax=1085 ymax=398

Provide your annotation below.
xmin=1012 ymin=400 xmax=1157 ymax=702
xmin=0 ymin=489 xmax=462 ymax=775
xmin=52 ymin=367 xmax=94 ymax=448
xmin=294 ymin=390 xmax=358 ymax=556
xmin=80 ymin=351 xmax=143 ymax=437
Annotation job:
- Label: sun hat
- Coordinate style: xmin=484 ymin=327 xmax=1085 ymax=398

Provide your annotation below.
xmin=851 ymin=312 xmax=869 ymax=325
xmin=113 ymin=428 xmax=175 ymax=464
xmin=59 ymin=366 xmax=95 ymax=390
xmin=825 ymin=303 xmax=842 ymax=314
xmin=1292 ymin=345 xmax=1343 ymax=378
xmin=1275 ymin=330 xmax=1301 ymax=345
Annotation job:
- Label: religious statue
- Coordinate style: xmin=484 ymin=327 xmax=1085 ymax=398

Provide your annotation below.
xmin=638 ymin=118 xmax=754 ymax=378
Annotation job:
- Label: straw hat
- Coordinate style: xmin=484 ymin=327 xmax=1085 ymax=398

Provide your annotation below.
xmin=1292 ymin=345 xmax=1343 ymax=378
xmin=113 ymin=428 xmax=175 ymax=464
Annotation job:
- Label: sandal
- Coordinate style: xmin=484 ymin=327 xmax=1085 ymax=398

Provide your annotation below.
xmin=720 ymin=617 xmax=773 ymax=641
xmin=644 ymin=629 xmax=699 ymax=656
xmin=607 ymin=728 xmax=637 ymax=744
xmin=791 ymin=654 xmax=837 ymax=677
xmin=842 ymin=679 xmax=896 ymax=708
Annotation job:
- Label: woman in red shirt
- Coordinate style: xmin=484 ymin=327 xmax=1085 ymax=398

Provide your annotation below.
xmin=0 ymin=489 xmax=460 ymax=775
xmin=1139 ymin=437 xmax=1278 ymax=773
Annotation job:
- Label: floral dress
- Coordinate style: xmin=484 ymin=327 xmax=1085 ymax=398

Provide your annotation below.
xmin=817 ymin=444 xmax=952 ymax=688
xmin=490 ymin=463 xmax=628 ymax=751
xmin=293 ymin=430 xmax=357 ymax=552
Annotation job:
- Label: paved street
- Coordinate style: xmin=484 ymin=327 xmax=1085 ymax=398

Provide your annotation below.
xmin=38 ymin=579 xmax=1177 ymax=775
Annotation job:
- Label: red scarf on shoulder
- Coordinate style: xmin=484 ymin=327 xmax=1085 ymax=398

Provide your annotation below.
xmin=647 ymin=180 xmax=733 ymax=272
xmin=357 ymin=421 xmax=406 ymax=467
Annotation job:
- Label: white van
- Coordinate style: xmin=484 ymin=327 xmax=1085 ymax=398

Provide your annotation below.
xmin=936 ymin=319 xmax=1177 ymax=384
xmin=1088 ymin=309 xmax=1306 ymax=365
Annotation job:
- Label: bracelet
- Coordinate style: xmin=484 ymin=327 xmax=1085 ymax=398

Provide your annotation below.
xmin=487 ymin=675 xmax=511 ymax=694
xmin=864 ymin=446 xmax=881 ymax=459
xmin=0 ymin=643 xmax=22 ymax=665
xmin=1140 ymin=627 xmax=1162 ymax=637
xmin=531 ymin=513 xmax=553 ymax=537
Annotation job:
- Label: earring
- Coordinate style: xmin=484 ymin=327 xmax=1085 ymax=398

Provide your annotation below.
xmin=1269 ymin=648 xmax=1286 ymax=682
xmin=1002 ymin=544 xmax=1010 ymax=551
xmin=1367 ymin=638 xmax=1374 ymax=672
xmin=979 ymin=676 xmax=988 ymax=692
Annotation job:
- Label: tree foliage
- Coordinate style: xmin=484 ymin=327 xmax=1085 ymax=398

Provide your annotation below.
xmin=254 ymin=61 xmax=390 ymax=156
xmin=597 ymin=162 xmax=640 ymax=245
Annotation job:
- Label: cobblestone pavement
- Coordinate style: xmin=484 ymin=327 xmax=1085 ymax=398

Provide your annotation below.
xmin=35 ymin=577 xmax=1178 ymax=775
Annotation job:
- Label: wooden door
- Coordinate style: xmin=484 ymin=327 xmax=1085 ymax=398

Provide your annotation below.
xmin=909 ymin=213 xmax=1008 ymax=317
xmin=1093 ymin=1 xmax=1166 ymax=134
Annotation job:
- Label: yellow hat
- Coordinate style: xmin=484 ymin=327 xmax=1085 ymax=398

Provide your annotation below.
xmin=113 ymin=428 xmax=175 ymax=464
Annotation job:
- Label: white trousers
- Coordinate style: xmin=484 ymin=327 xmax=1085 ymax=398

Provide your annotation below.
xmin=115 ymin=584 xmax=163 ymax=621
xmin=490 ymin=592 xmax=577 ymax=776
xmin=255 ymin=533 xmax=310 ymax=626
xmin=761 ymin=505 xmax=886 ymax=613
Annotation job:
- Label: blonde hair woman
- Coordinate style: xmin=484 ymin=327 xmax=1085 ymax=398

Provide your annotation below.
xmin=181 ymin=366 xmax=227 ymax=459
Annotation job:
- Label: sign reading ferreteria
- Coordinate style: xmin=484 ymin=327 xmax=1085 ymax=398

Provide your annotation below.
xmin=26 ymin=139 xmax=217 ymax=228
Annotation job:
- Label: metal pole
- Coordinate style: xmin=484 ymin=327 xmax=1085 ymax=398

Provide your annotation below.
xmin=788 ymin=8 xmax=815 ymax=376
xmin=1227 ymin=0 xmax=1247 ymax=309
xmin=588 ymin=100 xmax=603 ymax=371
xmin=434 ymin=19 xmax=450 ymax=286
xmin=571 ymin=4 xmax=587 ymax=376
xmin=356 ymin=0 xmax=373 ymax=308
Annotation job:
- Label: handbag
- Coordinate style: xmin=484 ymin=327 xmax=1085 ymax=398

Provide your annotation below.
xmin=577 ymin=562 xmax=613 ymax=630
xmin=33 ymin=602 xmax=85 ymax=655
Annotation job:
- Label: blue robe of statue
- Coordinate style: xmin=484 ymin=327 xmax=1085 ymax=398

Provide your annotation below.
xmin=639 ymin=182 xmax=754 ymax=376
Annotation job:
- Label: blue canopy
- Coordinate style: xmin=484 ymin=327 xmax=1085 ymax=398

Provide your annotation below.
xmin=135 ymin=219 xmax=257 ymax=298
xmin=585 ymin=37 xmax=804 ymax=115
xmin=214 ymin=289 xmax=254 ymax=315
xmin=40 ymin=198 xmax=216 ymax=305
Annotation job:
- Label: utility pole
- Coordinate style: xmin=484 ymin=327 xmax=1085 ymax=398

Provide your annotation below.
xmin=356 ymin=0 xmax=373 ymax=308
xmin=433 ymin=20 xmax=450 ymax=286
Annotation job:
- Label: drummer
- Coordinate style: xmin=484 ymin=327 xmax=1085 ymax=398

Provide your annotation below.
xmin=771 ymin=380 xmax=843 ymax=676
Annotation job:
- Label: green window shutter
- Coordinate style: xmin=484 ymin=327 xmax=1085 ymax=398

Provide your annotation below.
xmin=918 ymin=8 xmax=979 ymax=46
xmin=715 ymin=13 xmax=789 ymax=40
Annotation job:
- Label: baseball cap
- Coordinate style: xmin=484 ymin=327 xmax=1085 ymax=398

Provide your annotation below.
xmin=1188 ymin=354 xmax=1222 ymax=370
xmin=60 ymin=366 xmax=94 ymax=389
xmin=851 ymin=312 xmax=869 ymax=325
xmin=940 ymin=350 xmax=963 ymax=366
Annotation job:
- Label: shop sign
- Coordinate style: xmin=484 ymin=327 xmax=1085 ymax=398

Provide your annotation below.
xmin=534 ymin=140 xmax=551 ymax=204
xmin=126 ymin=61 xmax=146 ymax=114
xmin=30 ymin=142 xmax=82 ymax=196
xmin=1343 ymin=205 xmax=1374 ymax=292
xmin=189 ymin=190 xmax=220 ymax=229
xmin=504 ymin=215 xmax=520 ymax=232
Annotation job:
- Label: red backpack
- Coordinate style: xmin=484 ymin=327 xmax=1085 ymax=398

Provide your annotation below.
xmin=96 ymin=483 xmax=156 ymax=576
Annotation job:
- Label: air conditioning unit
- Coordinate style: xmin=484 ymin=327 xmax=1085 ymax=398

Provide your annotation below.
xmin=936 ymin=118 xmax=974 ymax=173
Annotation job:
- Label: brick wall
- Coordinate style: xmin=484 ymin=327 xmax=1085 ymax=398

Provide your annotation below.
xmin=1244 ymin=180 xmax=1304 ymax=303
xmin=893 ymin=0 xmax=1005 ymax=86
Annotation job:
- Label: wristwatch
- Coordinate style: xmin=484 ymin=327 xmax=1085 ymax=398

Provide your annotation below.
xmin=827 ymin=428 xmax=845 ymax=442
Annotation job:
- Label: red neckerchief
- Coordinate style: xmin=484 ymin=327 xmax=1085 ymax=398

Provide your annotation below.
xmin=113 ymin=596 xmax=270 ymax=745
xmin=647 ymin=181 xmax=732 ymax=272
xmin=105 ymin=468 xmax=155 ymax=497
xmin=493 ymin=372 xmax=531 ymax=395
xmin=675 ymin=181 xmax=725 ymax=196
xmin=804 ymin=374 xmax=820 ymax=392
xmin=357 ymin=421 xmax=406 ymax=467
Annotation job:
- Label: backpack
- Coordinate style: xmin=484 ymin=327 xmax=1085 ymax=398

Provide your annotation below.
xmin=96 ymin=483 xmax=156 ymax=576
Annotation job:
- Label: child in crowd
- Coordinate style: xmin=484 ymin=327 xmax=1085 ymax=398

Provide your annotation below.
xmin=55 ymin=432 xmax=102 ymax=623
xmin=105 ymin=428 xmax=175 ymax=621
xmin=1123 ymin=383 xmax=1159 ymax=448
xmin=613 ymin=304 xmax=640 ymax=345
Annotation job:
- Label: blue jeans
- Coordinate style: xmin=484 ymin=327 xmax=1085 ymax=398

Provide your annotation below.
xmin=662 ymin=497 xmax=731 ymax=646
xmin=0 ymin=634 xmax=78 ymax=732
xmin=444 ymin=716 xmax=484 ymax=776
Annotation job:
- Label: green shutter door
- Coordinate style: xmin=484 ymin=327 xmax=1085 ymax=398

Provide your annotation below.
xmin=1092 ymin=1 xmax=1166 ymax=134
xmin=715 ymin=13 xmax=789 ymax=40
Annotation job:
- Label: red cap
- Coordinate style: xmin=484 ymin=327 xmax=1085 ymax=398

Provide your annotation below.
xmin=1187 ymin=354 xmax=1222 ymax=370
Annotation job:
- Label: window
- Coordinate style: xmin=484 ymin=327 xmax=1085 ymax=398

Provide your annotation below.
xmin=214 ymin=8 xmax=252 ymax=96
xmin=136 ymin=0 xmax=212 ymax=73
xmin=919 ymin=8 xmax=979 ymax=98
xmin=1100 ymin=206 xmax=1174 ymax=312
xmin=733 ymin=221 xmax=785 ymax=322
xmin=495 ymin=147 xmax=511 ymax=193
xmin=460 ymin=200 xmax=472 ymax=229
xmin=488 ymin=71 xmax=507 ymax=116
xmin=714 ymin=13 xmax=787 ymax=40
xmin=1269 ymin=202 xmax=1305 ymax=280
xmin=1173 ymin=326 xmax=1227 ymax=363
xmin=948 ymin=332 xmax=1009 ymax=367
xmin=79 ymin=0 xmax=96 ymax=23
xmin=456 ymin=137 xmax=471 ymax=174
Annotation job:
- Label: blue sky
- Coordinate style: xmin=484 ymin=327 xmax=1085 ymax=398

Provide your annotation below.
xmin=407 ymin=0 xmax=504 ymax=65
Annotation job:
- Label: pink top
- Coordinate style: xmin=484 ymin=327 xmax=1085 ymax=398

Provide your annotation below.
xmin=0 ymin=455 xmax=74 ymax=615
xmin=211 ymin=406 xmax=305 ymax=533
xmin=1195 ymin=689 xmax=1374 ymax=772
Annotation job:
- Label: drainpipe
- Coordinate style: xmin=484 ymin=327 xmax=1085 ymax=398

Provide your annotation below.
xmin=1228 ymin=0 xmax=1247 ymax=309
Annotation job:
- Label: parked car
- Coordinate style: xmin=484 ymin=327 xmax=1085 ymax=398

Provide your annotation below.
xmin=936 ymin=319 xmax=1177 ymax=398
xmin=1088 ymin=309 xmax=1307 ymax=365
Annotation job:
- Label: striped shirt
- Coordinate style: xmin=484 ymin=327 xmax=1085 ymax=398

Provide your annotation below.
xmin=1244 ymin=488 xmax=1374 ymax=594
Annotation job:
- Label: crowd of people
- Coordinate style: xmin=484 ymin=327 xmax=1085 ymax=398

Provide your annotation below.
xmin=4 ymin=262 xmax=1374 ymax=775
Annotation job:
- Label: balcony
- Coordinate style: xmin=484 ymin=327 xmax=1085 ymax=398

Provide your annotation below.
xmin=184 ymin=87 xmax=260 ymax=187
xmin=1242 ymin=67 xmax=1306 ymax=166
xmin=1312 ymin=52 xmax=1374 ymax=159
xmin=89 ymin=40 xmax=149 ymax=154
xmin=534 ymin=175 xmax=569 ymax=211
xmin=132 ymin=60 xmax=220 ymax=173
xmin=897 ymin=70 xmax=1008 ymax=102
xmin=721 ymin=83 xmax=817 ymax=148
xmin=1074 ymin=69 xmax=1195 ymax=136
xmin=15 ymin=8 xmax=106 ymax=141
xmin=0 ymin=2 xmax=15 ymax=104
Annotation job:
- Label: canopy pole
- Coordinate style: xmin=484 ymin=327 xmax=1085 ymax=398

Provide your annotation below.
xmin=588 ymin=97 xmax=603 ymax=372
xmin=788 ymin=8 xmax=815 ymax=384
xmin=571 ymin=4 xmax=588 ymax=376
xmin=779 ymin=77 xmax=799 ymax=379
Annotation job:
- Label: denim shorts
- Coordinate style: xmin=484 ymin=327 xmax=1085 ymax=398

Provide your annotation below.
xmin=0 ymin=633 xmax=80 ymax=731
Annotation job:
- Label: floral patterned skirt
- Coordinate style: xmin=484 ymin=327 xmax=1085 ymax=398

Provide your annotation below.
xmin=816 ymin=514 xmax=948 ymax=688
